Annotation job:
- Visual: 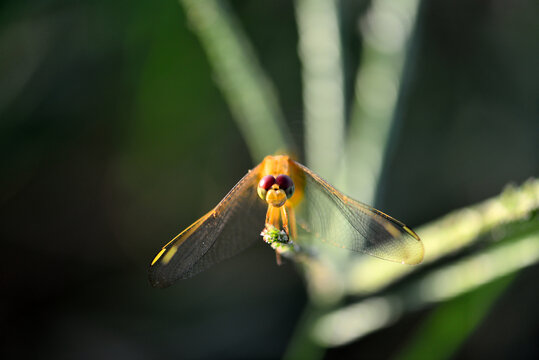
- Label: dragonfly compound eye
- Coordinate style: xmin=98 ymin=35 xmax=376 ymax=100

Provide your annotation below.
xmin=276 ymin=174 xmax=295 ymax=199
xmin=257 ymin=175 xmax=276 ymax=200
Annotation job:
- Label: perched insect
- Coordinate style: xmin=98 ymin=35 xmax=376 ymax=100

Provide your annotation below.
xmin=149 ymin=155 xmax=424 ymax=288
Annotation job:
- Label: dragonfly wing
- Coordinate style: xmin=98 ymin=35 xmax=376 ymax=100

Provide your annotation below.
xmin=149 ymin=165 xmax=267 ymax=287
xmin=291 ymin=161 xmax=424 ymax=265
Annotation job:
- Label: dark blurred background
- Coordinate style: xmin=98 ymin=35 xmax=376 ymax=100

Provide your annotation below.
xmin=1 ymin=0 xmax=538 ymax=359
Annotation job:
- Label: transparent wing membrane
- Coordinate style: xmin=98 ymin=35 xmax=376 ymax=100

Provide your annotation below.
xmin=149 ymin=155 xmax=423 ymax=288
xmin=292 ymin=161 xmax=424 ymax=265
xmin=149 ymin=166 xmax=266 ymax=287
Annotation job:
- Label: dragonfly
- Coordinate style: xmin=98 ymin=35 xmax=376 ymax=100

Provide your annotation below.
xmin=149 ymin=155 xmax=424 ymax=288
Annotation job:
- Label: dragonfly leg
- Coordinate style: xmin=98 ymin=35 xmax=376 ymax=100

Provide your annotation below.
xmin=265 ymin=206 xmax=271 ymax=225
xmin=266 ymin=205 xmax=281 ymax=228
xmin=286 ymin=205 xmax=297 ymax=240
xmin=280 ymin=206 xmax=290 ymax=237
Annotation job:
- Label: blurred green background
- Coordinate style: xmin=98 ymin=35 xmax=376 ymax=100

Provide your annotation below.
xmin=1 ymin=0 xmax=538 ymax=359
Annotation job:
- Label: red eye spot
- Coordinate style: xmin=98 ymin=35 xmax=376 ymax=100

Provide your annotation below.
xmin=276 ymin=174 xmax=295 ymax=198
xmin=276 ymin=174 xmax=293 ymax=189
xmin=258 ymin=175 xmax=276 ymax=191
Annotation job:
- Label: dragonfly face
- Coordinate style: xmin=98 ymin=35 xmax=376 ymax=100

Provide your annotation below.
xmin=149 ymin=155 xmax=424 ymax=288
xmin=256 ymin=173 xmax=298 ymax=263
xmin=257 ymin=174 xmax=293 ymax=207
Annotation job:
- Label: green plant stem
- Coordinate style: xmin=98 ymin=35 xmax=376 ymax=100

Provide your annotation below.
xmin=346 ymin=0 xmax=421 ymax=203
xmin=313 ymin=222 xmax=539 ymax=346
xmin=394 ymin=274 xmax=515 ymax=360
xmin=282 ymin=300 xmax=328 ymax=360
xmin=347 ymin=178 xmax=539 ymax=295
xmin=295 ymin=0 xmax=345 ymax=184
xmin=179 ymin=0 xmax=293 ymax=161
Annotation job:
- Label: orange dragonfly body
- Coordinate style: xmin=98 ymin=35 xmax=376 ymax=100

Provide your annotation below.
xmin=149 ymin=155 xmax=424 ymax=288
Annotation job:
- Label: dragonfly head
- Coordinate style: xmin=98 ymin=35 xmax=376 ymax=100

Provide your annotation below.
xmin=266 ymin=185 xmax=287 ymax=207
xmin=257 ymin=174 xmax=295 ymax=207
